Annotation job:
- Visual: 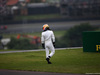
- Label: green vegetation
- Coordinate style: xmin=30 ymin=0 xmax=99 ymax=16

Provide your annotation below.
xmin=2 ymin=30 xmax=66 ymax=38
xmin=15 ymin=14 xmax=61 ymax=21
xmin=1 ymin=23 xmax=98 ymax=49
xmin=56 ymin=23 xmax=98 ymax=48
xmin=0 ymin=48 xmax=100 ymax=74
xmin=7 ymin=37 xmax=38 ymax=50
xmin=1 ymin=30 xmax=66 ymax=50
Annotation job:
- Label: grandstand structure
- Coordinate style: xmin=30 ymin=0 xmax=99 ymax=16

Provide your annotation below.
xmin=60 ymin=0 xmax=100 ymax=18
xmin=0 ymin=0 xmax=7 ymax=19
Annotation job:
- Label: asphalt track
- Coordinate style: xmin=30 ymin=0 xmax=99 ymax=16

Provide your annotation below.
xmin=0 ymin=70 xmax=87 ymax=75
xmin=1 ymin=20 xmax=100 ymax=33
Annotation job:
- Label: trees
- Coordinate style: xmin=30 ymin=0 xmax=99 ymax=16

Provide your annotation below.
xmin=63 ymin=23 xmax=97 ymax=47
xmin=56 ymin=23 xmax=97 ymax=48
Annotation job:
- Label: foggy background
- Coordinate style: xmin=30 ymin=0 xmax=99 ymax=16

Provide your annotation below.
xmin=0 ymin=0 xmax=100 ymax=50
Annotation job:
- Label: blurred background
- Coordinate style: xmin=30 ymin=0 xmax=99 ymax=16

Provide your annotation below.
xmin=0 ymin=0 xmax=100 ymax=50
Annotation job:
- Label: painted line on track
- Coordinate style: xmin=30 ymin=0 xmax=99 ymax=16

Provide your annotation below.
xmin=0 ymin=47 xmax=82 ymax=54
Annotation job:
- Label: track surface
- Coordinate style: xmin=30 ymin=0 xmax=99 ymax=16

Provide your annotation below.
xmin=1 ymin=20 xmax=100 ymax=33
xmin=0 ymin=70 xmax=87 ymax=75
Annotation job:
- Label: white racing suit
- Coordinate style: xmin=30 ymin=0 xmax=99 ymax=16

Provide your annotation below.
xmin=41 ymin=30 xmax=55 ymax=58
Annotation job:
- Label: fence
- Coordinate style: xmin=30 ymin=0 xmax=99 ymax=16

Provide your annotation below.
xmin=60 ymin=0 xmax=100 ymax=18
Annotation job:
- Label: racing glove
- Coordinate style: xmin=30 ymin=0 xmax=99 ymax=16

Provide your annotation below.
xmin=42 ymin=43 xmax=45 ymax=49
xmin=53 ymin=42 xmax=55 ymax=48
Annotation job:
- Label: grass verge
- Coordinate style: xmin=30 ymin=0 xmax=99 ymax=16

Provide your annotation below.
xmin=2 ymin=30 xmax=66 ymax=38
xmin=0 ymin=48 xmax=100 ymax=74
xmin=15 ymin=14 xmax=61 ymax=21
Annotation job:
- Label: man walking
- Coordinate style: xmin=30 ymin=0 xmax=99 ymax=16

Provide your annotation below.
xmin=41 ymin=24 xmax=55 ymax=64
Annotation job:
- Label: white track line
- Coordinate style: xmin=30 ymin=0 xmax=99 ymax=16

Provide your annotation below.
xmin=0 ymin=47 xmax=82 ymax=54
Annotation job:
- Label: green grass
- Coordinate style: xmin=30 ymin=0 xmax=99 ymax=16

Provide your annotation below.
xmin=15 ymin=14 xmax=61 ymax=21
xmin=2 ymin=30 xmax=66 ymax=38
xmin=0 ymin=48 xmax=100 ymax=74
